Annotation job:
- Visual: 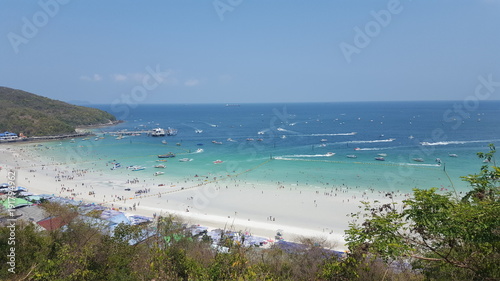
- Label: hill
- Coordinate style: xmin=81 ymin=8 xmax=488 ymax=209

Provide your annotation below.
xmin=0 ymin=87 xmax=117 ymax=136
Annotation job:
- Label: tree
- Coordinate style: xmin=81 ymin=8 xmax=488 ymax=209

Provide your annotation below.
xmin=336 ymin=145 xmax=500 ymax=280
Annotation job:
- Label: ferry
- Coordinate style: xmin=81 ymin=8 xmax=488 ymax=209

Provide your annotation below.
xmin=151 ymin=128 xmax=165 ymax=137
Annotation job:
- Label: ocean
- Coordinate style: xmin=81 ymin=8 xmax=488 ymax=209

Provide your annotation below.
xmin=36 ymin=101 xmax=500 ymax=194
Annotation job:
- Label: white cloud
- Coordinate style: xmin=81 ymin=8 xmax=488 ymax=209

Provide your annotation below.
xmin=112 ymin=73 xmax=147 ymax=82
xmin=80 ymin=74 xmax=102 ymax=82
xmin=184 ymin=79 xmax=200 ymax=87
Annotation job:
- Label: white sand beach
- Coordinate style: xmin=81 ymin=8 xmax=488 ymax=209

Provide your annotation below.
xmin=0 ymin=142 xmax=406 ymax=251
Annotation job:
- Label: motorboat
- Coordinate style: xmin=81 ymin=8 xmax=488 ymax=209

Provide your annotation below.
xmin=449 ymin=153 xmax=458 ymax=157
xmin=346 ymin=155 xmax=357 ymax=158
xmin=375 ymin=157 xmax=385 ymax=161
xmin=158 ymin=153 xmax=175 ymax=158
xmin=154 ymin=164 xmax=166 ymax=168
xmin=213 ymin=160 xmax=223 ymax=164
xmin=377 ymin=153 xmax=387 ymax=157
xmin=325 ymin=152 xmax=335 ymax=157
xmin=435 ymin=158 xmax=442 ymax=164
xmin=212 ymin=140 xmax=223 ymax=145
xmin=161 ymin=140 xmax=167 ymax=144
xmin=195 ymin=129 xmax=203 ymax=133
xmin=246 ymin=138 xmax=254 ymax=141
xmin=196 ymin=148 xmax=204 ymax=153
xmin=154 ymin=171 xmax=164 ymax=176
xmin=413 ymin=158 xmax=424 ymax=162
xmin=320 ymin=139 xmax=327 ymax=142
xmin=179 ymin=158 xmax=193 ymax=162
xmin=257 ymin=131 xmax=265 ymax=135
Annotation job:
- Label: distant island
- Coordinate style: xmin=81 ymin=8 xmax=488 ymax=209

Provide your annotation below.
xmin=0 ymin=86 xmax=118 ymax=138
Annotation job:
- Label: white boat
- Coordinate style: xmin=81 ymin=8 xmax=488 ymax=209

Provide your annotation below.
xmin=130 ymin=166 xmax=146 ymax=171
xmin=377 ymin=153 xmax=387 ymax=157
xmin=257 ymin=131 xmax=265 ymax=135
xmin=435 ymin=158 xmax=442 ymax=164
xmin=70 ymin=139 xmax=75 ymax=143
xmin=179 ymin=158 xmax=193 ymax=162
xmin=281 ymin=135 xmax=287 ymax=139
xmin=320 ymin=139 xmax=327 ymax=142
xmin=161 ymin=140 xmax=167 ymax=144
xmin=277 ymin=127 xmax=285 ymax=131
xmin=325 ymin=152 xmax=335 ymax=157
xmin=151 ymin=128 xmax=166 ymax=137
xmin=227 ymin=138 xmax=236 ymax=142
xmin=449 ymin=153 xmax=458 ymax=157
xmin=212 ymin=140 xmax=223 ymax=145
xmin=196 ymin=148 xmax=204 ymax=153
xmin=154 ymin=171 xmax=164 ymax=176
xmin=246 ymin=138 xmax=254 ymax=141
xmin=154 ymin=164 xmax=166 ymax=168
xmin=346 ymin=155 xmax=357 ymax=158
xmin=195 ymin=129 xmax=203 ymax=133
xmin=319 ymin=143 xmax=327 ymax=147
xmin=413 ymin=158 xmax=424 ymax=162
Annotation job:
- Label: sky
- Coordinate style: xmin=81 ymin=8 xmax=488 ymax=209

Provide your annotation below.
xmin=1 ymin=0 xmax=500 ymax=104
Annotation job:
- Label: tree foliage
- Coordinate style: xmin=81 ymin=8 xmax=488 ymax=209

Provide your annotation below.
xmin=0 ymin=86 xmax=116 ymax=136
xmin=340 ymin=145 xmax=500 ymax=280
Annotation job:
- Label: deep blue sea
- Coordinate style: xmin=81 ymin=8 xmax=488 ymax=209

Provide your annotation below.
xmin=40 ymin=101 xmax=500 ymax=193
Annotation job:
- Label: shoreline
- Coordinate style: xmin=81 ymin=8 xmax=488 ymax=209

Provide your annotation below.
xmin=0 ymin=142 xmax=402 ymax=251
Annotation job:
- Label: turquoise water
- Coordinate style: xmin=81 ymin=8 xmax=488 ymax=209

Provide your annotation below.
xmin=35 ymin=102 xmax=500 ymax=193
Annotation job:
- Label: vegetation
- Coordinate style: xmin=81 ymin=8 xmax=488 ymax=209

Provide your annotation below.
xmin=0 ymin=87 xmax=117 ymax=136
xmin=1 ymin=146 xmax=499 ymax=280
xmin=325 ymin=144 xmax=500 ymax=281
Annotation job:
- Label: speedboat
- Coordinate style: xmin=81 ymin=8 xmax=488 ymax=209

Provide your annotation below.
xmin=158 ymin=153 xmax=175 ymax=158
xmin=213 ymin=160 xmax=223 ymax=164
xmin=257 ymin=138 xmax=263 ymax=141
xmin=257 ymin=131 xmax=265 ymax=135
xmin=196 ymin=148 xmax=204 ymax=153
xmin=195 ymin=129 xmax=203 ymax=133
xmin=354 ymin=147 xmax=361 ymax=151
xmin=154 ymin=164 xmax=166 ymax=168
xmin=377 ymin=153 xmax=387 ymax=157
xmin=319 ymin=143 xmax=326 ymax=147
xmin=246 ymin=138 xmax=254 ymax=141
xmin=212 ymin=140 xmax=222 ymax=145
xmin=435 ymin=158 xmax=442 ymax=164
xmin=179 ymin=158 xmax=193 ymax=162
xmin=375 ymin=157 xmax=385 ymax=161
xmin=449 ymin=153 xmax=458 ymax=157
xmin=156 ymin=159 xmax=167 ymax=162
xmin=130 ymin=166 xmax=146 ymax=171
xmin=320 ymin=139 xmax=327 ymax=142
xmin=413 ymin=158 xmax=424 ymax=162
xmin=154 ymin=171 xmax=164 ymax=176
xmin=227 ymin=138 xmax=236 ymax=142
xmin=325 ymin=152 xmax=335 ymax=157
xmin=346 ymin=155 xmax=357 ymax=158
xmin=161 ymin=140 xmax=167 ymax=144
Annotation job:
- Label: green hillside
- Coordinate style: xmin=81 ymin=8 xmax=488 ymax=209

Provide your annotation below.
xmin=0 ymin=87 xmax=117 ymax=136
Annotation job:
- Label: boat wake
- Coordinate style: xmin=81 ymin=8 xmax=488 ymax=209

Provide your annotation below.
xmin=420 ymin=139 xmax=500 ymax=146
xmin=309 ymin=132 xmax=357 ymax=136
xmin=348 ymin=138 xmax=395 ymax=144
xmin=276 ymin=153 xmax=335 ymax=158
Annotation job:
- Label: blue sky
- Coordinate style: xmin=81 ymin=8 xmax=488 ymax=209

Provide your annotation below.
xmin=1 ymin=0 xmax=499 ymax=104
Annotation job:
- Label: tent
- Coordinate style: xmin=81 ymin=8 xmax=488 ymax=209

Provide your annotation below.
xmin=1 ymin=197 xmax=32 ymax=209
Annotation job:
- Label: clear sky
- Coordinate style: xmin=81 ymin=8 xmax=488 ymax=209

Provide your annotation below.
xmin=1 ymin=0 xmax=499 ymax=104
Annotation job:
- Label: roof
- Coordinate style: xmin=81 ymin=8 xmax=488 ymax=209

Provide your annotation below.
xmin=37 ymin=213 xmax=77 ymax=231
